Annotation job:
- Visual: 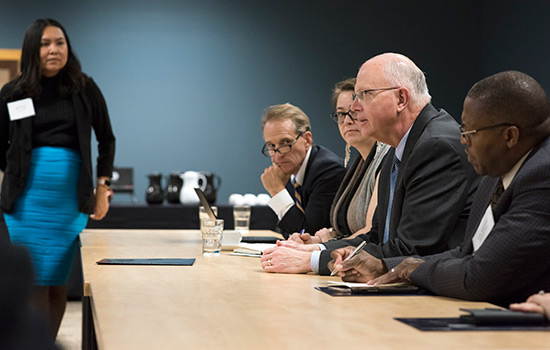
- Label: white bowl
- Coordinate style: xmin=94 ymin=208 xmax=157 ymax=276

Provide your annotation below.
xmin=228 ymin=193 xmax=245 ymax=206
xmin=243 ymin=193 xmax=257 ymax=206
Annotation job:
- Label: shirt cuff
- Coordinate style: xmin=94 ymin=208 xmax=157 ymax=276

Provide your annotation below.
xmin=267 ymin=189 xmax=294 ymax=220
xmin=311 ymin=250 xmax=321 ymax=274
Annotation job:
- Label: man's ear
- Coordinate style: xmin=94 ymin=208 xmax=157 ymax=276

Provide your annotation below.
xmin=504 ymin=125 xmax=520 ymax=148
xmin=303 ymin=131 xmax=313 ymax=148
xmin=396 ymin=87 xmax=411 ymax=113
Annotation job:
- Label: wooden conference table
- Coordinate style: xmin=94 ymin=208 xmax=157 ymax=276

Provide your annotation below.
xmin=80 ymin=229 xmax=550 ymax=349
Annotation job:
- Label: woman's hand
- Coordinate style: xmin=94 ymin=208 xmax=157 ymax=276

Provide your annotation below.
xmin=90 ymin=184 xmax=110 ymax=220
xmin=315 ymin=227 xmax=336 ymax=243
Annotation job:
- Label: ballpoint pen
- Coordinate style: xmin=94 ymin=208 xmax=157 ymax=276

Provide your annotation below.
xmin=330 ymin=240 xmax=367 ymax=276
xmin=299 ymin=229 xmax=306 ymax=235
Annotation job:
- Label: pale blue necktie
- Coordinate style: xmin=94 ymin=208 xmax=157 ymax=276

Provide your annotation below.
xmin=383 ymin=156 xmax=400 ymax=243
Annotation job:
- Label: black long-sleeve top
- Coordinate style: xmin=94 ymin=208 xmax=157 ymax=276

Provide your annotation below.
xmin=32 ymin=75 xmax=80 ymax=151
xmin=0 ymin=74 xmax=116 ymax=214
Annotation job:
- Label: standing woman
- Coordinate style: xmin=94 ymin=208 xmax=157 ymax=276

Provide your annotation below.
xmin=0 ymin=19 xmax=115 ymax=337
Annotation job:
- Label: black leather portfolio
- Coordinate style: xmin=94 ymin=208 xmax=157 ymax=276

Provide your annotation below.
xmin=97 ymin=258 xmax=196 ymax=266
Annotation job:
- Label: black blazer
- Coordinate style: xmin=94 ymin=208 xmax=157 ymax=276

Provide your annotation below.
xmin=386 ymin=137 xmax=550 ymax=306
xmin=277 ymin=145 xmax=346 ymax=237
xmin=0 ymin=77 xmax=116 ymax=214
xmin=319 ymin=104 xmax=479 ymax=274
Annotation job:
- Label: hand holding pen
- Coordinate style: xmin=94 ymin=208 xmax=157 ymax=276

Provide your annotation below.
xmin=330 ymin=241 xmax=367 ymax=276
xmin=288 ymin=229 xmax=308 ymax=243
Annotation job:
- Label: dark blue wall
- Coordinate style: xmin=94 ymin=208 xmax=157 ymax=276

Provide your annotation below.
xmin=2 ymin=0 xmax=544 ymax=203
xmin=481 ymin=0 xmax=550 ymax=89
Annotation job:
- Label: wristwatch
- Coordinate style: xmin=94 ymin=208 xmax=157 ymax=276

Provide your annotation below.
xmin=98 ymin=179 xmax=111 ymax=189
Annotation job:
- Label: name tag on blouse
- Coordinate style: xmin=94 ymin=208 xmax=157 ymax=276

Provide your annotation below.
xmin=7 ymin=98 xmax=35 ymax=121
xmin=472 ymin=205 xmax=495 ymax=253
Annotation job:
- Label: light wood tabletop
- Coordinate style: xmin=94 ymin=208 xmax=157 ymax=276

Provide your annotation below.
xmin=80 ymin=229 xmax=550 ymax=349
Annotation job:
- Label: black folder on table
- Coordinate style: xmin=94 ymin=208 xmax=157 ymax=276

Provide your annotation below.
xmin=97 ymin=258 xmax=195 ymax=266
xmin=240 ymin=236 xmax=279 ymax=244
xmin=396 ymin=308 xmax=550 ymax=331
xmin=315 ymin=283 xmax=425 ymax=297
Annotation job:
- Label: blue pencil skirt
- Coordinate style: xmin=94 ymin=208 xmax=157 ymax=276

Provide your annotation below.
xmin=4 ymin=147 xmax=88 ymax=286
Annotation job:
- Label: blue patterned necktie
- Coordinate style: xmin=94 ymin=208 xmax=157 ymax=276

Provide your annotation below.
xmin=294 ymin=182 xmax=304 ymax=213
xmin=383 ymin=156 xmax=400 ymax=243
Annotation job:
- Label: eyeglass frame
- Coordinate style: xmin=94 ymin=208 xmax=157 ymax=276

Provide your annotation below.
xmin=352 ymin=87 xmax=400 ymax=102
xmin=261 ymin=132 xmax=304 ymax=157
xmin=459 ymin=123 xmax=516 ymax=140
xmin=330 ymin=110 xmax=357 ymax=124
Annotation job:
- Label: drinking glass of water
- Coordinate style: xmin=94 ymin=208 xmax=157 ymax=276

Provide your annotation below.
xmin=201 ymin=219 xmax=224 ymax=255
xmin=233 ymin=205 xmax=251 ymax=234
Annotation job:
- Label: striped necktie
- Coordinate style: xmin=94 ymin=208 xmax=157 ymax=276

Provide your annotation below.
xmin=294 ymin=182 xmax=304 ymax=213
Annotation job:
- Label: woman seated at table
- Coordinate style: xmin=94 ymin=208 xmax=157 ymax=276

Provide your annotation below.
xmin=290 ymin=78 xmax=390 ymax=244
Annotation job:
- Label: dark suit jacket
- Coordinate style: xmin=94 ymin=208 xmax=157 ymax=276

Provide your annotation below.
xmin=319 ymin=104 xmax=479 ymax=274
xmin=277 ymin=145 xmax=345 ymax=237
xmin=384 ymin=137 xmax=550 ymax=306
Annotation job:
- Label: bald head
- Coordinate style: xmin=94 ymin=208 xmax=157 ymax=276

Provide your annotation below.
xmin=352 ymin=53 xmax=432 ymax=146
xmin=361 ymin=53 xmax=431 ymax=108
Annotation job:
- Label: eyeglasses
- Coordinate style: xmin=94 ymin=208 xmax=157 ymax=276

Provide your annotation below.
xmin=352 ymin=87 xmax=400 ymax=102
xmin=330 ymin=110 xmax=357 ymax=124
xmin=459 ymin=123 xmax=515 ymax=140
xmin=262 ymin=132 xmax=303 ymax=157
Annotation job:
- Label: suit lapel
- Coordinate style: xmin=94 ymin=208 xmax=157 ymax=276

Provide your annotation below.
xmin=462 ymin=176 xmax=498 ymax=254
xmin=300 ymin=145 xmax=319 ymax=206
xmin=20 ymin=117 xmax=33 ymax=152
xmin=400 ymin=104 xmax=439 ymax=168
xmin=383 ymin=104 xmax=438 ymax=242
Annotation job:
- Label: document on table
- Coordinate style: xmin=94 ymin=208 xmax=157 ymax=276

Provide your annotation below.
xmin=230 ymin=243 xmax=276 ymax=257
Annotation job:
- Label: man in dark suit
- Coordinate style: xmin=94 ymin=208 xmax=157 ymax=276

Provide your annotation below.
xmin=330 ymin=71 xmax=550 ymax=306
xmin=260 ymin=103 xmax=346 ymax=238
xmin=260 ymin=53 xmax=478 ymax=274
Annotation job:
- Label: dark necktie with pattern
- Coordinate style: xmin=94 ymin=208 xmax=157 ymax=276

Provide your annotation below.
xmin=294 ymin=182 xmax=304 ymax=213
xmin=490 ymin=178 xmax=504 ymax=211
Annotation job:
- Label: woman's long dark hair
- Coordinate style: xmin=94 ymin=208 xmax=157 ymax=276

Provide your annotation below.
xmin=4 ymin=18 xmax=86 ymax=101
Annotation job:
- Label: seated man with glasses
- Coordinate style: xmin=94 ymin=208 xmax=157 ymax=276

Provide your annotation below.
xmin=330 ymin=70 xmax=550 ymax=306
xmin=260 ymin=103 xmax=346 ymax=238
xmin=261 ymin=53 xmax=479 ymax=274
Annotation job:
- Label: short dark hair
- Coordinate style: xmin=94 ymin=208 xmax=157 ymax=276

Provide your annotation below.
xmin=467 ymin=71 xmax=550 ymax=130
xmin=331 ymin=78 xmax=355 ymax=109
xmin=4 ymin=18 xmax=86 ymax=101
